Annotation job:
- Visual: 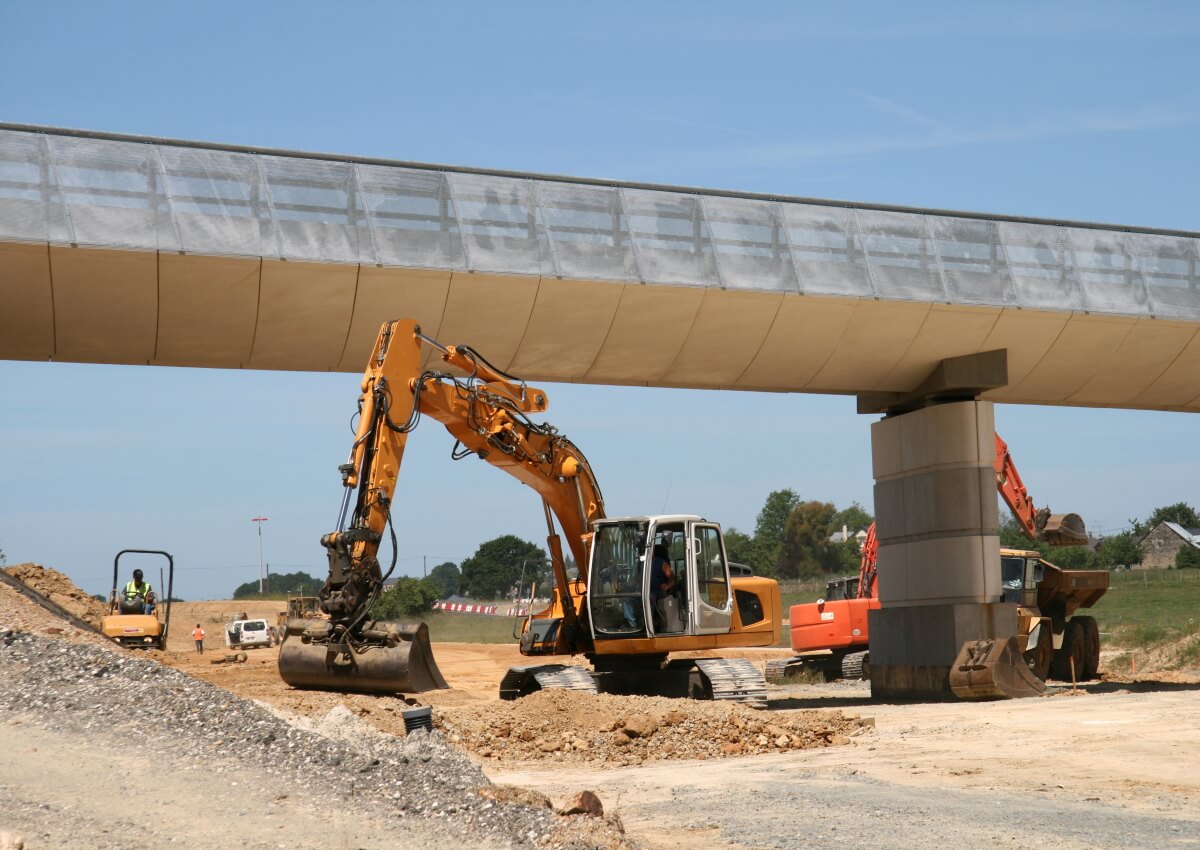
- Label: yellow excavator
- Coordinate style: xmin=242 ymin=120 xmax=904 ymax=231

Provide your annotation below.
xmin=278 ymin=320 xmax=782 ymax=705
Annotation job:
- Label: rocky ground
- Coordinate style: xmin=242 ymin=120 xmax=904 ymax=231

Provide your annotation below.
xmin=436 ymin=688 xmax=866 ymax=766
xmin=0 ymin=581 xmax=631 ymax=850
xmin=5 ymin=570 xmax=1200 ymax=850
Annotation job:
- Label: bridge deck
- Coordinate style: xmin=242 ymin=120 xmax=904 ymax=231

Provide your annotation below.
xmin=1 ymin=125 xmax=1198 ymax=410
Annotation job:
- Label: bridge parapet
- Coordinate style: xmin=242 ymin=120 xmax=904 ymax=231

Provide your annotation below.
xmin=2 ymin=125 xmax=1198 ymax=321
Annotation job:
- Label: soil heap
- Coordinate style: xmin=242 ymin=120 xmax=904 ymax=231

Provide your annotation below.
xmin=5 ymin=562 xmax=109 ymax=628
xmin=437 ymin=688 xmax=868 ymax=766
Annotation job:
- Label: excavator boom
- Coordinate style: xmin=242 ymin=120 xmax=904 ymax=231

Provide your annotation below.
xmin=993 ymin=434 xmax=1088 ymax=547
xmin=279 ymin=320 xmax=605 ymax=693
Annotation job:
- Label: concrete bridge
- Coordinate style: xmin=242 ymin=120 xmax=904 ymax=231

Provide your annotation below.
xmin=2 ymin=124 xmax=1196 ymax=698
xmin=1 ymin=123 xmax=1197 ymax=411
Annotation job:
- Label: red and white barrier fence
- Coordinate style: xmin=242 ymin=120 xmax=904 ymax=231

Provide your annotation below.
xmin=432 ymin=602 xmax=497 ymax=614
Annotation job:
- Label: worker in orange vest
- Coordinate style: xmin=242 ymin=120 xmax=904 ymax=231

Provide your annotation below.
xmin=192 ymin=623 xmax=206 ymax=654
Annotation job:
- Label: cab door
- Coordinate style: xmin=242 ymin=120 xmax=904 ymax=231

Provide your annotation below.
xmin=689 ymin=522 xmax=732 ymax=635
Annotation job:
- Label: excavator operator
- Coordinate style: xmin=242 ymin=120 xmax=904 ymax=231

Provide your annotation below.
xmin=650 ymin=544 xmax=676 ymax=602
xmin=121 ymin=569 xmax=155 ymax=615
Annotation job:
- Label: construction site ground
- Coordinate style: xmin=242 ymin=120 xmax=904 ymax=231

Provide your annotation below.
xmin=3 ymin=572 xmax=1200 ymax=849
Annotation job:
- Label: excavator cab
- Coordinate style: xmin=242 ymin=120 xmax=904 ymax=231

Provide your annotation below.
xmin=586 ymin=516 xmax=733 ymax=641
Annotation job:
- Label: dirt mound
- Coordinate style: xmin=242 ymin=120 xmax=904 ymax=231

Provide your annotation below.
xmin=1106 ymin=630 xmax=1200 ymax=679
xmin=436 ymin=688 xmax=868 ymax=766
xmin=0 ymin=583 xmax=116 ymax=648
xmin=4 ymin=563 xmax=109 ymax=628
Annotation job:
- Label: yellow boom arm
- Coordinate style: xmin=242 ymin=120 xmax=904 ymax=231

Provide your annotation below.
xmin=321 ymin=319 xmax=604 ymax=632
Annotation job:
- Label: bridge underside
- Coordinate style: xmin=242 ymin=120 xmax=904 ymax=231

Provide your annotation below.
xmin=1 ymin=125 xmax=1198 ymax=411
xmin=1 ymin=241 xmax=1198 ymax=410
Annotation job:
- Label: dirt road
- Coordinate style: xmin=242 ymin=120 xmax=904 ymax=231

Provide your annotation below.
xmin=155 ymin=614 xmax=1200 ymax=850
xmin=493 ymin=677 xmax=1200 ymax=849
xmin=10 ymin=590 xmax=1200 ymax=849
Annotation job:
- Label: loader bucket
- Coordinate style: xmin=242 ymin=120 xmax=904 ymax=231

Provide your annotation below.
xmin=949 ymin=636 xmax=1045 ymax=700
xmin=278 ymin=621 xmax=448 ymax=695
xmin=1041 ymin=513 xmax=1088 ymax=547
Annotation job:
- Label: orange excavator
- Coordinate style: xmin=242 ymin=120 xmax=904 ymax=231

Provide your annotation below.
xmin=769 ymin=434 xmax=1100 ymax=685
xmin=279 ymin=320 xmax=782 ymax=704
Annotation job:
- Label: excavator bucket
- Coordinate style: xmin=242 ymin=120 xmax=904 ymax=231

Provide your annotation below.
xmin=1041 ymin=512 xmax=1088 ymax=547
xmin=278 ymin=621 xmax=449 ymax=695
xmin=949 ymin=636 xmax=1045 ymax=700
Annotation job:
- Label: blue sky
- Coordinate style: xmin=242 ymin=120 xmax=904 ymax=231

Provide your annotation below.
xmin=1 ymin=1 xmax=1197 ymax=599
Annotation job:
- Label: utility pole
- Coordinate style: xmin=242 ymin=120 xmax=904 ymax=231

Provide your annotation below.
xmin=423 ymin=555 xmax=427 ymax=578
xmin=251 ymin=516 xmax=269 ymax=593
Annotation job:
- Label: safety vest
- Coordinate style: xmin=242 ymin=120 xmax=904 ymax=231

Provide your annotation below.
xmin=192 ymin=627 xmax=205 ymax=640
xmin=124 ymin=580 xmax=152 ymax=598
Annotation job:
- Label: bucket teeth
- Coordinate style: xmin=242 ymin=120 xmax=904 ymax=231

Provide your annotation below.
xmin=278 ymin=620 xmax=448 ymax=694
xmin=949 ymin=636 xmax=1045 ymax=700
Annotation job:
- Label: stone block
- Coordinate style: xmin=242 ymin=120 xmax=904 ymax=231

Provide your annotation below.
xmin=904 ymin=402 xmax=992 ymax=472
xmin=870 ymin=414 xmax=904 ymax=480
xmin=876 ymin=535 xmax=1000 ymax=606
xmin=874 ymin=466 xmax=998 ymax=543
xmin=868 ymin=601 xmax=1018 ymax=699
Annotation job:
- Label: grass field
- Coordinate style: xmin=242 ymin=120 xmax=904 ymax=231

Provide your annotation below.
xmin=425 ymin=610 xmax=522 ymax=644
xmin=779 ymin=578 xmax=827 ymax=611
xmin=1087 ymin=569 xmax=1200 ymax=670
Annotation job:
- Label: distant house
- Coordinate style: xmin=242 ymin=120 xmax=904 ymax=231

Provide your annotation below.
xmin=1138 ymin=521 xmax=1200 ymax=568
xmin=829 ymin=526 xmax=870 ymax=545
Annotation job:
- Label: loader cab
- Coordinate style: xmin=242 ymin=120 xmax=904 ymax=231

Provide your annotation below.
xmin=1000 ymin=548 xmax=1044 ymax=608
xmin=586 ymin=516 xmax=733 ymax=641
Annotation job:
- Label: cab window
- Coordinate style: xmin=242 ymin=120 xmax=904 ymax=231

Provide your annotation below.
xmin=694 ymin=526 xmax=729 ymax=609
xmin=588 ymin=523 xmax=647 ymax=637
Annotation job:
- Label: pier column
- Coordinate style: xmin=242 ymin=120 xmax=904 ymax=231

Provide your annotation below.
xmin=859 ymin=351 xmax=1017 ymax=699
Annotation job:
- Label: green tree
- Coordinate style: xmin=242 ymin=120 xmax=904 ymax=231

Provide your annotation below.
xmin=998 ymin=515 xmax=1046 ymax=554
xmin=752 ymin=489 xmax=801 ymax=578
xmin=232 ymin=570 xmax=323 ymax=599
xmin=1175 ymin=545 xmax=1200 ymax=569
xmin=1094 ymin=532 xmax=1144 ymax=570
xmin=830 ymin=538 xmax=862 ymax=575
xmin=779 ymin=500 xmax=838 ymax=579
xmin=830 ymin=502 xmax=873 ymax=536
xmin=459 ymin=535 xmax=546 ymax=599
xmin=1145 ymin=503 xmax=1200 ymax=532
xmin=722 ymin=528 xmax=756 ymax=569
xmin=1043 ymin=545 xmax=1096 ymax=569
xmin=371 ymin=577 xmax=440 ymax=619
xmin=426 ymin=561 xmax=461 ymax=598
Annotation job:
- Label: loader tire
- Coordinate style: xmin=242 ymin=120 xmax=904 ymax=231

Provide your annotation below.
xmin=1075 ymin=615 xmax=1100 ymax=680
xmin=1050 ymin=619 xmax=1087 ymax=682
xmin=1024 ymin=623 xmax=1053 ymax=682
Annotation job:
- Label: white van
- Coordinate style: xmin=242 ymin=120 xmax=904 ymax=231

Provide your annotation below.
xmin=225 ymin=618 xmax=273 ymax=650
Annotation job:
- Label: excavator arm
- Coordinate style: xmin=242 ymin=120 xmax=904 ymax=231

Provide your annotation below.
xmin=279 ymin=320 xmax=603 ymax=694
xmin=993 ymin=433 xmax=1087 ymax=546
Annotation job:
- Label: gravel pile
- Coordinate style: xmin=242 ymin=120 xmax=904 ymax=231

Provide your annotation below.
xmin=0 ymin=582 xmax=632 ymax=850
xmin=437 ymin=688 xmax=868 ymax=766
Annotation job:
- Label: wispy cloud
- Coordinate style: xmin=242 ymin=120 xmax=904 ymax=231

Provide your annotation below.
xmin=536 ymin=92 xmax=760 ymax=138
xmin=852 ymin=91 xmax=945 ymax=131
